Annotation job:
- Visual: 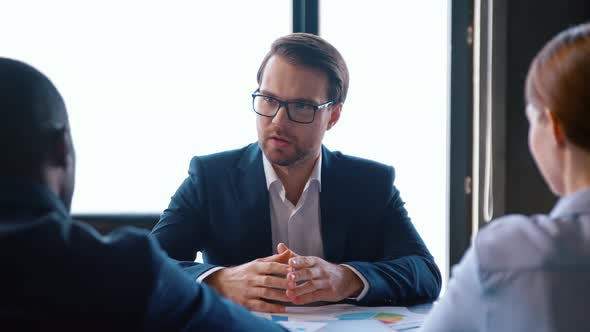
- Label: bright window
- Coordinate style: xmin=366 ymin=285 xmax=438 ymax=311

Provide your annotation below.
xmin=2 ymin=0 xmax=448 ymax=282
xmin=1 ymin=0 xmax=291 ymax=213
xmin=320 ymin=0 xmax=449 ymax=282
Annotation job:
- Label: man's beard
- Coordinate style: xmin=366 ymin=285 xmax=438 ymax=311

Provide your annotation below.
xmin=262 ymin=138 xmax=311 ymax=168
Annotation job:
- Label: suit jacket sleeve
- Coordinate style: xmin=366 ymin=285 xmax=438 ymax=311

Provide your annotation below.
xmin=344 ymin=183 xmax=442 ymax=306
xmin=143 ymin=237 xmax=286 ymax=332
xmin=151 ymin=157 xmax=218 ymax=280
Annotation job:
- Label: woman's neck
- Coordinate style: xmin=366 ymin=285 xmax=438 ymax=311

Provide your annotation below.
xmin=563 ymin=145 xmax=590 ymax=195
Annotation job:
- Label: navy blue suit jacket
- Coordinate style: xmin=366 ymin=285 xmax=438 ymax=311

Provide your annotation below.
xmin=0 ymin=177 xmax=284 ymax=331
xmin=153 ymin=144 xmax=441 ymax=306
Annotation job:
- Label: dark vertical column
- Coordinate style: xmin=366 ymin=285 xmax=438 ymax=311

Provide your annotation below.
xmin=449 ymin=0 xmax=474 ymax=268
xmin=293 ymin=0 xmax=319 ymax=34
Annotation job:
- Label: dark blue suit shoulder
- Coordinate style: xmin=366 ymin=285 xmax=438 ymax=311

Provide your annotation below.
xmin=188 ymin=144 xmax=257 ymax=177
xmin=329 ymin=151 xmax=395 ymax=177
xmin=325 ymin=150 xmax=395 ymax=194
xmin=67 ymin=221 xmax=163 ymax=273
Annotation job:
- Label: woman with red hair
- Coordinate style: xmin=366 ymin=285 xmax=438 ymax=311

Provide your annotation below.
xmin=422 ymin=23 xmax=590 ymax=332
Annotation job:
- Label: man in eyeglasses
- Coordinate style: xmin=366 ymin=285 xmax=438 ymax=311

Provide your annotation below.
xmin=152 ymin=33 xmax=441 ymax=313
xmin=0 ymin=57 xmax=285 ymax=331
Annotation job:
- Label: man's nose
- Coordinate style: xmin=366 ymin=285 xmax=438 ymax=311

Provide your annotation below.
xmin=272 ymin=105 xmax=290 ymax=125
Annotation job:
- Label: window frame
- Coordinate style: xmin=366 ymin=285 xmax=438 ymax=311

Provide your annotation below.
xmin=75 ymin=0 xmax=475 ymax=279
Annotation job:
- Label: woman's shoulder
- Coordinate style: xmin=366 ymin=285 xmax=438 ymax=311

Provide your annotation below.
xmin=474 ymin=213 xmax=571 ymax=271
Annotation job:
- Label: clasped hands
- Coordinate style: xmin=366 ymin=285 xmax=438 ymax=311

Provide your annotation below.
xmin=206 ymin=243 xmax=363 ymax=313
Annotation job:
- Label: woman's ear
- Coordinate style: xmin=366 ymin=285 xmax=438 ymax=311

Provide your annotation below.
xmin=546 ymin=109 xmax=565 ymax=146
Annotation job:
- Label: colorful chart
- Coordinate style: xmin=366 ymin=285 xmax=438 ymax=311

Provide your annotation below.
xmin=373 ymin=313 xmax=404 ymax=324
xmin=257 ymin=303 xmax=423 ymax=329
xmin=336 ymin=312 xmax=405 ymax=324
xmin=271 ymin=315 xmax=289 ymax=322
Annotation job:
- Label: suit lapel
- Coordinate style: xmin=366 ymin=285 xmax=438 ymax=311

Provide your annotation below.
xmin=231 ymin=143 xmax=274 ymax=258
xmin=319 ymin=146 xmax=348 ymax=262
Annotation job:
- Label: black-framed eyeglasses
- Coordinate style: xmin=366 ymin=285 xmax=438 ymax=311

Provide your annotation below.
xmin=251 ymin=92 xmax=334 ymax=124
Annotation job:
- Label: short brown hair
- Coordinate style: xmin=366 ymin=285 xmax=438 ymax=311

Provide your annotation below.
xmin=526 ymin=23 xmax=590 ymax=151
xmin=257 ymin=33 xmax=349 ymax=104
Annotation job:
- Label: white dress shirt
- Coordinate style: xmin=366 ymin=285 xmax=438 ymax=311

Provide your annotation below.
xmin=264 ymin=153 xmax=324 ymax=257
xmin=199 ymin=153 xmax=369 ymax=301
xmin=263 ymin=153 xmax=369 ymax=301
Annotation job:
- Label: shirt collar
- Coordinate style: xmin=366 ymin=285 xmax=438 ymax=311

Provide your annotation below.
xmin=262 ymin=152 xmax=322 ymax=192
xmin=550 ymin=188 xmax=590 ymax=218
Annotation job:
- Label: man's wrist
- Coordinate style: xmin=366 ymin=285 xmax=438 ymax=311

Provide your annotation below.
xmin=340 ymin=264 xmax=370 ymax=301
xmin=340 ymin=265 xmax=363 ymax=297
xmin=204 ymin=267 xmax=228 ymax=295
xmin=197 ymin=266 xmax=225 ymax=283
xmin=348 ymin=272 xmax=363 ymax=297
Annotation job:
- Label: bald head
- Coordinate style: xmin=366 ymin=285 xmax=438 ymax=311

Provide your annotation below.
xmin=0 ymin=58 xmax=75 ymax=209
xmin=0 ymin=58 xmax=66 ymax=122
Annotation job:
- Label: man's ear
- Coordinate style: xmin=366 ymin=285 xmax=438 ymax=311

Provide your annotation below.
xmin=47 ymin=127 xmax=71 ymax=168
xmin=327 ymin=103 xmax=342 ymax=130
xmin=546 ymin=109 xmax=565 ymax=146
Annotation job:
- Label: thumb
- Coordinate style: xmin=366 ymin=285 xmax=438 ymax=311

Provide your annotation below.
xmin=278 ymin=243 xmax=300 ymax=257
xmin=277 ymin=242 xmax=289 ymax=254
xmin=257 ymin=248 xmax=293 ymax=263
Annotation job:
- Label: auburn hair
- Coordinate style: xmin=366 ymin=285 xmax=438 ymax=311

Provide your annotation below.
xmin=526 ymin=23 xmax=590 ymax=150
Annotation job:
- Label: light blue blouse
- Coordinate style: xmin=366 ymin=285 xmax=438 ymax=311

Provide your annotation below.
xmin=421 ymin=189 xmax=590 ymax=332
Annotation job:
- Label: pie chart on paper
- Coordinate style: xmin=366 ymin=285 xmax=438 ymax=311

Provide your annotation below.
xmin=335 ymin=312 xmax=405 ymax=324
